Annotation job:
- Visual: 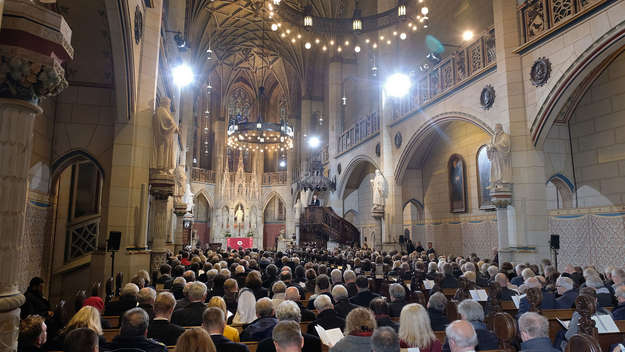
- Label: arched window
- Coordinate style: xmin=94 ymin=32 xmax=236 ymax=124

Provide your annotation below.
xmin=546 ymin=174 xmax=575 ymax=209
xmin=227 ymin=87 xmax=252 ymax=123
xmin=476 ymin=145 xmax=493 ymax=209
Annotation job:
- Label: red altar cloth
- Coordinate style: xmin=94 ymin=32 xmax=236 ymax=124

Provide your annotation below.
xmin=226 ymin=237 xmax=253 ymax=249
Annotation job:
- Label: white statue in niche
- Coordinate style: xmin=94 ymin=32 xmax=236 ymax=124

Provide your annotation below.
xmin=234 ymin=205 xmax=244 ymax=228
xmin=487 ymin=123 xmax=512 ymax=189
xmin=370 ymin=169 xmax=386 ymax=211
xmin=152 ymin=97 xmax=179 ymax=173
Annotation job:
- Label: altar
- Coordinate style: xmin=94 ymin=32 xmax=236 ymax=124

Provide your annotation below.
xmin=226 ymin=237 xmax=254 ymax=249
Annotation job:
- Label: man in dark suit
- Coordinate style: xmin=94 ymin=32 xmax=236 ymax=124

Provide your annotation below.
xmin=332 ymin=285 xmax=358 ymax=318
xmin=494 ymin=273 xmax=517 ymax=301
xmin=156 ymin=264 xmax=173 ymax=289
xmin=452 ymin=300 xmax=498 ymax=351
xmin=285 ymin=287 xmax=315 ymax=321
xmin=272 ymin=321 xmax=305 ymax=352
xmin=350 ymin=276 xmax=380 ymax=307
xmin=21 ymin=277 xmax=51 ymax=319
xmin=138 ymin=287 xmax=156 ymax=321
xmin=555 ymin=277 xmax=578 ymax=309
xmin=426 ymin=242 xmax=436 ymax=256
xmin=171 ymin=281 xmax=208 ymax=326
xmin=104 ymin=308 xmax=167 ymax=352
xmin=202 ymin=307 xmax=249 ymax=352
xmin=148 ymin=292 xmax=185 ymax=346
xmin=388 ymin=284 xmax=407 ymax=317
xmin=307 ymin=294 xmax=345 ymax=337
xmin=370 ymin=298 xmax=398 ymax=332
xmin=439 ymin=263 xmax=459 ymax=289
xmin=519 ymin=312 xmax=561 ymax=352
xmin=518 ymin=277 xmax=556 ymax=315
xmin=310 ymin=194 xmax=320 ymax=206
xmin=510 ymin=264 xmax=526 ymax=287
xmin=612 ymin=286 xmax=625 ymax=320
xmin=104 ymin=283 xmax=139 ymax=316
xmin=427 ymin=292 xmax=449 ymax=331
xmin=240 ymin=297 xmax=278 ymax=342
xmin=256 ymin=301 xmax=321 ymax=352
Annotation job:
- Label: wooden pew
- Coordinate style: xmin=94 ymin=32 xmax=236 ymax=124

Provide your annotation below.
xmin=102 ymin=328 xmax=118 ymax=342
xmin=434 ymin=331 xmax=446 ymax=344
xmin=102 ymin=315 xmax=120 ymax=328
xmin=243 ymin=341 xmax=258 ymax=352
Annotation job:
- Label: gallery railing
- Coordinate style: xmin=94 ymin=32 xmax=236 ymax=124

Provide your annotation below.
xmin=262 ymin=172 xmax=288 ymax=185
xmin=66 ymin=216 xmax=99 ymax=262
xmin=391 ymin=27 xmax=496 ymax=122
xmin=191 ymin=168 xmax=216 ymax=184
xmin=337 ymin=112 xmax=380 ymax=155
xmin=518 ymin=0 xmax=610 ymax=48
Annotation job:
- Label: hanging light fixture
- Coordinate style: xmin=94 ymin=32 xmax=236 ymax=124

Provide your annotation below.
xmin=272 ymin=0 xmax=281 ymax=5
xmin=352 ymin=1 xmax=363 ymax=33
xmin=397 ymin=0 xmax=407 ymax=20
xmin=303 ymin=5 xmax=313 ymax=30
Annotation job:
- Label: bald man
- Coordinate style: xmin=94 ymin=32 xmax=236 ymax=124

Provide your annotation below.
xmin=494 ymin=273 xmax=517 ymax=301
xmin=285 ymin=287 xmax=315 ymax=322
xmin=446 ymin=320 xmax=478 ymax=352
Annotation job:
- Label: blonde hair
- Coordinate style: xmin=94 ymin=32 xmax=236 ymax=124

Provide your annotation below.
xmin=175 ymin=328 xmax=217 ymax=352
xmin=207 ymin=296 xmax=228 ymax=315
xmin=62 ymin=306 xmax=103 ymax=336
xmin=344 ymin=307 xmax=376 ymax=335
xmin=398 ymin=304 xmax=436 ymax=349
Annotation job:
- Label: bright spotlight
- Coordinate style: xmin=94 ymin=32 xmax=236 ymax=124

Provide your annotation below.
xmin=279 ymin=160 xmax=286 ymax=168
xmin=305 ymin=42 xmax=312 ymax=49
xmin=308 ymin=136 xmax=321 ymax=148
xmin=421 ymin=6 xmax=429 ymax=15
xmin=354 ymin=45 xmax=361 ymax=53
xmin=172 ymin=63 xmax=194 ymax=87
xmin=271 ymin=23 xmax=279 ymax=31
xmin=385 ymin=73 xmax=411 ymax=98
xmin=400 ymin=32 xmax=407 ymax=40
xmin=462 ymin=30 xmax=474 ymax=41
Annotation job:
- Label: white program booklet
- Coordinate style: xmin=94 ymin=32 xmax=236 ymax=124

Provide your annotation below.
xmin=470 ymin=289 xmax=488 ymax=301
xmin=227 ymin=310 xmax=233 ymax=319
xmin=400 ymin=348 xmax=421 ymax=352
xmin=593 ymin=315 xmax=620 ymax=334
xmin=314 ymin=325 xmax=344 ymax=347
xmin=423 ymin=280 xmax=435 ymax=290
xmin=557 ymin=318 xmax=570 ymax=329
xmin=512 ymin=294 xmax=526 ymax=309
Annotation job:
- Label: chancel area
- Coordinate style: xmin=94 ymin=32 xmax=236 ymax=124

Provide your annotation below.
xmin=4 ymin=0 xmax=625 ymax=351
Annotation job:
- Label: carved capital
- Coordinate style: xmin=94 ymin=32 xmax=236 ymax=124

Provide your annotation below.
xmin=490 ymin=183 xmax=513 ymax=208
xmin=149 ymin=170 xmax=175 ymax=200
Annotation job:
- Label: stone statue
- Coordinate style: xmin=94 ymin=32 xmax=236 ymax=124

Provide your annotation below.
xmin=152 ymin=97 xmax=179 ymax=172
xmin=174 ymin=166 xmax=186 ymax=201
xmin=370 ymin=169 xmax=386 ymax=211
xmin=294 ymin=197 xmax=302 ymax=223
xmin=487 ymin=123 xmax=512 ymax=189
xmin=235 ymin=205 xmax=244 ymax=228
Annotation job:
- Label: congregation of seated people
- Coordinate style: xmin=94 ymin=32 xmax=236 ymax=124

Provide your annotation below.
xmin=16 ymin=244 xmax=625 ymax=352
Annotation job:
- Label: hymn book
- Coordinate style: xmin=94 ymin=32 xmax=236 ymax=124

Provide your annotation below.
xmin=557 ymin=315 xmax=619 ymax=333
xmin=470 ymin=289 xmax=488 ymax=301
xmin=511 ymin=294 xmax=526 ymax=309
xmin=423 ymin=280 xmax=435 ymax=290
xmin=314 ymin=325 xmax=344 ymax=347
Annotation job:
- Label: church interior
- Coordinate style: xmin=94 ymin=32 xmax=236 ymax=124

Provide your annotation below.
xmin=4 ymin=0 xmax=625 ymax=351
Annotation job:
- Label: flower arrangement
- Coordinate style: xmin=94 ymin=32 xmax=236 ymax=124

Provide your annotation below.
xmin=246 ymin=231 xmax=255 ymax=238
xmin=223 ymin=231 xmax=232 ymax=238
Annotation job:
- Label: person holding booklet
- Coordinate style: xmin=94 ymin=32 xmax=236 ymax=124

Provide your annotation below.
xmin=563 ymin=287 xmax=615 ymax=349
xmin=329 ymin=307 xmax=376 ymax=352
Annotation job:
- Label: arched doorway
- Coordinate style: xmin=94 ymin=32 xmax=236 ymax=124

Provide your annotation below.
xmin=263 ymin=194 xmax=286 ymax=249
xmin=339 ymin=157 xmax=379 ymax=248
xmin=193 ymin=194 xmax=211 ymax=245
xmin=49 ymin=151 xmax=104 ymax=303
xmin=403 ymin=199 xmax=424 ymax=245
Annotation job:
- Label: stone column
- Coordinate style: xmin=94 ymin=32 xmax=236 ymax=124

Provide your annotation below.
xmin=372 ymin=209 xmax=384 ymax=250
xmin=491 ymin=185 xmax=513 ymax=265
xmin=173 ymin=202 xmax=186 ymax=252
xmin=0 ymin=1 xmax=72 ymax=350
xmin=149 ymin=172 xmax=174 ymax=271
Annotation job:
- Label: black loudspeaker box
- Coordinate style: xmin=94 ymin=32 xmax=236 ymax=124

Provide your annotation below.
xmin=108 ymin=231 xmax=121 ymax=251
xmin=550 ymin=234 xmax=560 ymax=250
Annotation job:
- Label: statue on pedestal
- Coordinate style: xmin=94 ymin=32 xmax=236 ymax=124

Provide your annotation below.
xmin=174 ymin=165 xmax=186 ymax=203
xmin=152 ymin=97 xmax=179 ymax=173
xmin=235 ymin=205 xmax=244 ymax=229
xmin=370 ymin=169 xmax=386 ymax=212
xmin=487 ymin=124 xmax=512 ymax=189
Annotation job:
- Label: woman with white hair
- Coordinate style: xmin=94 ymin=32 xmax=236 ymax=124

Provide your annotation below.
xmin=399 ymin=303 xmax=441 ymax=351
xmin=232 ymin=289 xmax=256 ymax=325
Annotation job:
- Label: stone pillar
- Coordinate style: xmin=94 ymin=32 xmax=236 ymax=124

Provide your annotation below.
xmin=372 ymin=210 xmax=384 ymax=250
xmin=173 ymin=202 xmax=186 ymax=252
xmin=149 ymin=172 xmax=174 ymax=271
xmin=0 ymin=1 xmax=72 ymax=349
xmin=491 ymin=185 xmax=513 ymax=265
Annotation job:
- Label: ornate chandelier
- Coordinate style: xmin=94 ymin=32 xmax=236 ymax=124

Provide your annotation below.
xmin=226 ymin=12 xmax=295 ymax=154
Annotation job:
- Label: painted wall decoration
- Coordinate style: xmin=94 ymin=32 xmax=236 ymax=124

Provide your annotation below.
xmin=449 ymin=154 xmax=467 ymax=213
xmin=480 ymin=84 xmax=495 ymax=110
xmin=530 ymin=57 xmax=552 ymax=87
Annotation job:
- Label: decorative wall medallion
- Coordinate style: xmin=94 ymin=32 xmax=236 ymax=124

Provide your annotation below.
xmin=337 ymin=163 xmax=342 ymax=175
xmin=134 ymin=6 xmax=143 ymax=45
xmin=530 ymin=57 xmax=551 ymax=87
xmin=375 ymin=143 xmax=380 ymax=157
xmin=394 ymin=132 xmax=402 ymax=148
xmin=480 ymin=84 xmax=495 ymax=110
